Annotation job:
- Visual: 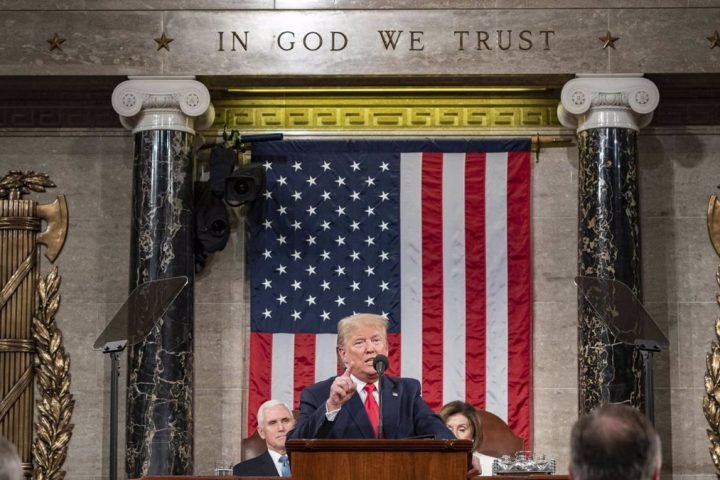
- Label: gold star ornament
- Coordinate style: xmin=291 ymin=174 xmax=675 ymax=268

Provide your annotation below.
xmin=707 ymin=31 xmax=720 ymax=49
xmin=47 ymin=33 xmax=66 ymax=52
xmin=154 ymin=32 xmax=174 ymax=51
xmin=599 ymin=31 xmax=620 ymax=49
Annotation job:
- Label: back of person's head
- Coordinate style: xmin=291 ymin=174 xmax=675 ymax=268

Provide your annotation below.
xmin=336 ymin=313 xmax=388 ymax=347
xmin=0 ymin=435 xmax=22 ymax=480
xmin=257 ymin=399 xmax=293 ymax=426
xmin=439 ymin=400 xmax=483 ymax=451
xmin=570 ymin=404 xmax=661 ymax=480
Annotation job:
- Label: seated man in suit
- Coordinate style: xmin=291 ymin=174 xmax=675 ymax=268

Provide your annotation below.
xmin=233 ymin=400 xmax=295 ymax=477
xmin=569 ymin=404 xmax=661 ymax=480
xmin=288 ymin=313 xmax=454 ymax=440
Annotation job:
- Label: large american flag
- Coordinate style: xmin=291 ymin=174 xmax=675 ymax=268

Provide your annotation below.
xmin=247 ymin=139 xmax=532 ymax=444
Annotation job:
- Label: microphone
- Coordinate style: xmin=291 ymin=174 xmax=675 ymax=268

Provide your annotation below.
xmin=373 ymin=355 xmax=389 ymax=376
xmin=373 ymin=355 xmax=389 ymax=439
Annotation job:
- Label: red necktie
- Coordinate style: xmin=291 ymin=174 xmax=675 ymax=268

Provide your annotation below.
xmin=364 ymin=383 xmax=379 ymax=437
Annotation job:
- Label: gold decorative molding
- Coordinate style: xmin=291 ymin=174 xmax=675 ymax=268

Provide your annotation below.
xmin=706 ymin=194 xmax=720 ymax=476
xmin=211 ymin=91 xmax=561 ymax=131
xmin=32 ymin=266 xmax=74 ymax=480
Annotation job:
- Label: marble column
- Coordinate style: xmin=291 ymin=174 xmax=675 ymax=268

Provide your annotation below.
xmin=557 ymin=74 xmax=659 ymax=415
xmin=112 ymin=77 xmax=214 ymax=477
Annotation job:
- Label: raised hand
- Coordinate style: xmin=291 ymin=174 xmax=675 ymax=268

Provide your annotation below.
xmin=327 ymin=364 xmax=357 ymax=412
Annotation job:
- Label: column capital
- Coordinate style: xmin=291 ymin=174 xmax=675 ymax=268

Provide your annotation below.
xmin=112 ymin=76 xmax=215 ymax=134
xmin=557 ymin=74 xmax=659 ymax=133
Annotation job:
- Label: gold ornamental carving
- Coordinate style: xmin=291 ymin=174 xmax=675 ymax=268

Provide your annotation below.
xmin=705 ymin=194 xmax=720 ymax=475
xmin=0 ymin=170 xmax=70 ymax=479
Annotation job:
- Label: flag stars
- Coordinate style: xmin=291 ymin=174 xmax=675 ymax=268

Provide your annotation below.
xmin=276 ymin=294 xmax=287 ymax=305
xmin=335 ymin=296 xmax=346 ymax=306
xmin=320 ymin=280 xmax=331 ymax=291
xmin=291 ymin=161 xmax=302 ymax=172
xmin=335 ymin=266 xmax=346 ymax=276
xmin=306 ymin=205 xmax=317 ymax=216
xmin=277 ymin=235 xmax=287 ymax=245
xmin=306 ymin=235 xmax=317 ymax=246
xmin=292 ymin=191 xmax=302 ymax=201
xmin=335 ymin=176 xmax=346 ymax=187
xmin=321 ymin=310 xmax=331 ymax=321
xmin=379 ymin=162 xmax=390 ymax=172
xmin=364 ymin=296 xmax=375 ymax=307
xmin=320 ymin=250 xmax=332 ymax=261
xmin=305 ymin=265 xmax=317 ymax=276
xmin=276 ymin=264 xmax=287 ymax=275
xmin=364 ymin=236 xmax=375 ymax=247
xmin=350 ymin=220 xmax=361 ymax=231
xmin=365 ymin=265 xmax=375 ymax=276
xmin=350 ymin=280 xmax=361 ymax=291
xmin=365 ymin=206 xmax=375 ymax=216
xmin=335 ymin=235 xmax=346 ymax=246
xmin=262 ymin=249 xmax=272 ymax=259
xmin=262 ymin=160 xmax=273 ymax=171
xmin=262 ymin=308 xmax=272 ymax=319
xmin=320 ymin=220 xmax=332 ymax=231
xmin=321 ymin=161 xmax=332 ymax=171
xmin=350 ymin=191 xmax=361 ymax=202
xmin=306 ymin=176 xmax=318 ymax=187
xmin=350 ymin=161 xmax=361 ymax=172
xmin=379 ymin=221 xmax=389 ymax=232
xmin=379 ymin=251 xmax=389 ymax=261
xmin=277 ymin=205 xmax=288 ymax=215
xmin=263 ymin=219 xmax=273 ymax=230
xmin=349 ymin=251 xmax=361 ymax=261
xmin=321 ymin=191 xmax=332 ymax=201
xmin=262 ymin=278 xmax=272 ymax=289
xmin=365 ymin=176 xmax=376 ymax=187
xmin=291 ymin=310 xmax=302 ymax=321
xmin=277 ymin=176 xmax=288 ymax=186
xmin=291 ymin=250 xmax=302 ymax=261
xmin=379 ymin=192 xmax=389 ymax=202
xmin=335 ymin=205 xmax=346 ymax=216
xmin=291 ymin=280 xmax=302 ymax=290
xmin=262 ymin=191 xmax=273 ymax=200
xmin=379 ymin=280 xmax=390 ymax=291
xmin=305 ymin=295 xmax=317 ymax=306
xmin=291 ymin=220 xmax=302 ymax=231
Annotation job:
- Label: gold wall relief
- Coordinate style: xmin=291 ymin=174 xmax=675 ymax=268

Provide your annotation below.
xmin=0 ymin=171 xmax=70 ymax=479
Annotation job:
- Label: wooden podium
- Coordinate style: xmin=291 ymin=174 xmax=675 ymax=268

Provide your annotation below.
xmin=285 ymin=438 xmax=473 ymax=480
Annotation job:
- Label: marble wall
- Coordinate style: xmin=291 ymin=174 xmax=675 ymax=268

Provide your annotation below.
xmin=0 ymin=125 xmax=717 ymax=479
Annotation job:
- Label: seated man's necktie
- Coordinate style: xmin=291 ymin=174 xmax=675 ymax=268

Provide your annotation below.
xmin=279 ymin=454 xmax=291 ymax=477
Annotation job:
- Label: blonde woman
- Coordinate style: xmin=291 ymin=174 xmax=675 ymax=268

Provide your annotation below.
xmin=440 ymin=401 xmax=497 ymax=476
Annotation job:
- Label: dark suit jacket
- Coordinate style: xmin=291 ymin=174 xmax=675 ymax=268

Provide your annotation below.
xmin=232 ymin=450 xmax=279 ymax=477
xmin=288 ymin=375 xmax=454 ymax=440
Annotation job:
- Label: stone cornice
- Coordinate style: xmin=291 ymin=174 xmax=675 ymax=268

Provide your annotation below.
xmin=557 ymin=74 xmax=660 ymax=133
xmin=111 ymin=77 xmax=215 ymax=134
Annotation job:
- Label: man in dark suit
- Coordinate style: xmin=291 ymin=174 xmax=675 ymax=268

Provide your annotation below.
xmin=288 ymin=313 xmax=454 ymax=440
xmin=233 ymin=400 xmax=295 ymax=477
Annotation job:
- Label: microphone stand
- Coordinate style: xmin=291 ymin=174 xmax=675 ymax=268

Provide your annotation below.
xmin=377 ymin=372 xmax=384 ymax=439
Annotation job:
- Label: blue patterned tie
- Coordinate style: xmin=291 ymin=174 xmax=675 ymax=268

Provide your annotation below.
xmin=279 ymin=455 xmax=291 ymax=477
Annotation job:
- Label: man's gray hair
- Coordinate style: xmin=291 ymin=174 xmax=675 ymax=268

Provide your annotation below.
xmin=257 ymin=399 xmax=293 ymax=426
xmin=570 ymin=404 xmax=661 ymax=480
xmin=0 ymin=435 xmax=22 ymax=480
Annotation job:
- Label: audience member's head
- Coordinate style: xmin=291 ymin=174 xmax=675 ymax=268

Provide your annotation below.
xmin=256 ymin=400 xmax=295 ymax=455
xmin=0 ymin=435 xmax=22 ymax=480
xmin=569 ymin=404 xmax=661 ymax=480
xmin=440 ymin=400 xmax=483 ymax=452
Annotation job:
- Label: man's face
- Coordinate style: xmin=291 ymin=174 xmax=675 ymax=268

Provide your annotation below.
xmin=339 ymin=323 xmax=388 ymax=382
xmin=258 ymin=404 xmax=295 ymax=454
